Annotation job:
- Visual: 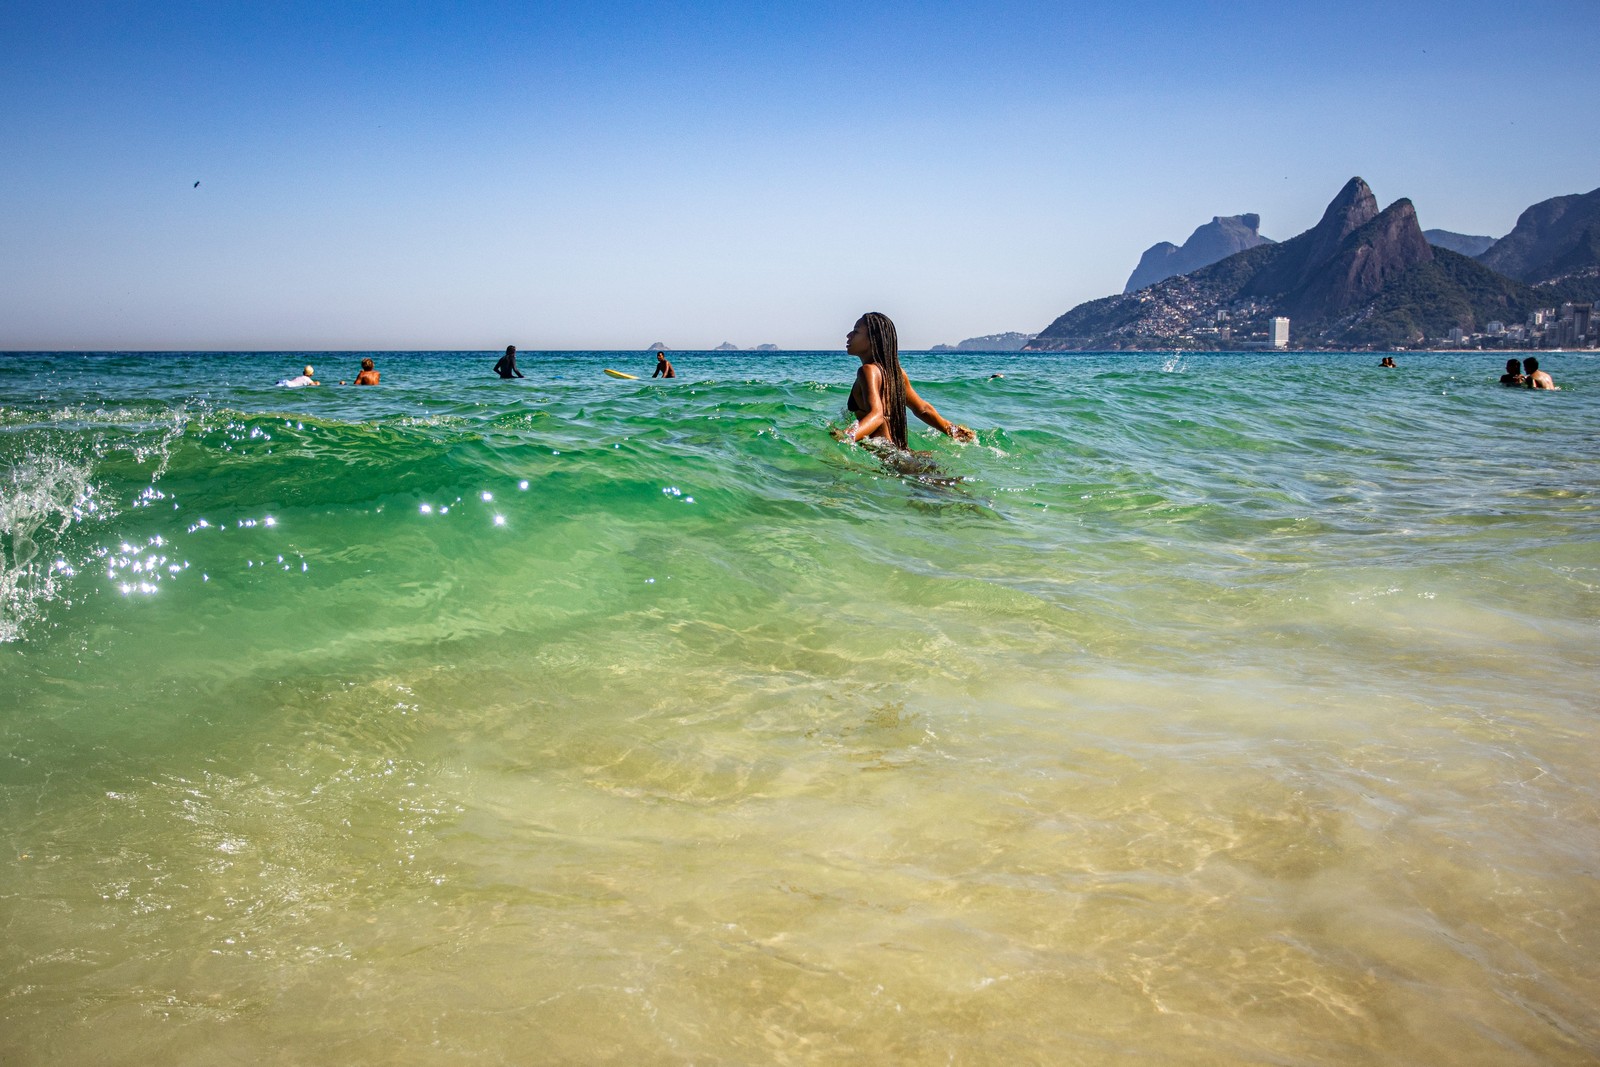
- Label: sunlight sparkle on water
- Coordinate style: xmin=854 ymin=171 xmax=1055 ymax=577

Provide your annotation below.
xmin=3 ymin=349 xmax=1597 ymax=1067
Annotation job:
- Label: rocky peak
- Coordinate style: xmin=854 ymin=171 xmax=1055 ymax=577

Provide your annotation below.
xmin=1316 ymin=177 xmax=1380 ymax=241
xmin=1294 ymin=177 xmax=1380 ymax=282
xmin=1477 ymin=185 xmax=1600 ymax=282
xmin=1243 ymin=177 xmax=1380 ymax=300
xmin=1287 ymin=197 xmax=1432 ymax=321
xmin=1124 ymin=212 xmax=1273 ymax=292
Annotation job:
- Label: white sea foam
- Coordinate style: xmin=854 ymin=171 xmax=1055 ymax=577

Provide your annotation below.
xmin=0 ymin=451 xmax=100 ymax=641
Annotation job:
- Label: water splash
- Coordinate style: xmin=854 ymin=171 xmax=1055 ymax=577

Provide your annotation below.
xmin=0 ymin=451 xmax=101 ymax=641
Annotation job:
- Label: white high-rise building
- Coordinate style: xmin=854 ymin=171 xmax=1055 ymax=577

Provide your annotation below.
xmin=1270 ymin=317 xmax=1290 ymax=349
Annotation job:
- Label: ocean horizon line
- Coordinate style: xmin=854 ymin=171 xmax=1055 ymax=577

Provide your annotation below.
xmin=2 ymin=347 xmax=1584 ymax=356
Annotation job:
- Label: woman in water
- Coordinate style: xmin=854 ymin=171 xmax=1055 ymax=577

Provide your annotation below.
xmin=493 ymin=345 xmax=525 ymax=379
xmin=841 ymin=312 xmax=974 ymax=447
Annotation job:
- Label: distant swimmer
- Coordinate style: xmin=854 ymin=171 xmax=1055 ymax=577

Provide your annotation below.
xmin=278 ymin=365 xmax=319 ymax=388
xmin=494 ymin=345 xmax=525 ymax=379
xmin=354 ymin=357 xmax=379 ymax=385
xmin=1499 ymin=358 xmax=1526 ymax=386
xmin=989 ymin=373 xmax=1005 ymax=379
xmin=838 ymin=312 xmax=974 ymax=446
xmin=1380 ymin=356 xmax=1397 ymax=368
xmin=652 ymin=351 xmax=675 ymax=378
xmin=1524 ymin=356 xmax=1558 ymax=390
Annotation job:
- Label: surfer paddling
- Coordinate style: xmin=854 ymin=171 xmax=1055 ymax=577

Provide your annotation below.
xmin=838 ymin=312 xmax=974 ymax=446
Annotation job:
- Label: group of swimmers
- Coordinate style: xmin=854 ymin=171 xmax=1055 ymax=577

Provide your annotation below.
xmin=1382 ymin=353 xmax=1559 ymax=389
xmin=278 ymin=358 xmax=379 ymax=387
xmin=485 ymin=321 xmax=971 ymax=450
xmin=1500 ymin=357 xmax=1558 ymax=389
xmin=281 ymin=320 xmax=1564 ymax=449
xmin=492 ymin=345 xmax=677 ymax=380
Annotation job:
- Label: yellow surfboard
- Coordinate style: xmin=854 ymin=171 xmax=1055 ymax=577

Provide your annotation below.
xmin=603 ymin=368 xmax=638 ymax=379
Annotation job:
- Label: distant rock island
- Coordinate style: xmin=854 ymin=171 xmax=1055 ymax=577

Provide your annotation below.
xmin=645 ymin=342 xmax=669 ymax=351
xmin=1124 ymin=214 xmax=1273 ymax=293
xmin=754 ymin=344 xmax=779 ymax=351
xmin=1027 ymin=176 xmax=1600 ymax=351
xmin=714 ymin=342 xmax=740 ymax=351
xmin=929 ymin=331 xmax=1038 ymax=353
xmin=1476 ymin=185 xmax=1600 ymax=284
xmin=1424 ymin=229 xmax=1495 ymax=257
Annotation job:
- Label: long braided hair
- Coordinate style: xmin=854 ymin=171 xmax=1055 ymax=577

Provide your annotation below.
xmin=860 ymin=311 xmax=908 ymax=448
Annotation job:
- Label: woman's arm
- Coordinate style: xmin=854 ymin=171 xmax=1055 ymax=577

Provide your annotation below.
xmin=846 ymin=365 xmax=887 ymax=442
xmin=903 ymin=375 xmax=975 ymax=442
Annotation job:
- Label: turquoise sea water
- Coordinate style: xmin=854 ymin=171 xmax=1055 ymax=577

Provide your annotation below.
xmin=2 ymin=349 xmax=1597 ymax=1064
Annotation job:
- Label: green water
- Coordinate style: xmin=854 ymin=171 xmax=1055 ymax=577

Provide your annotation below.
xmin=2 ymin=350 xmax=1598 ymax=1063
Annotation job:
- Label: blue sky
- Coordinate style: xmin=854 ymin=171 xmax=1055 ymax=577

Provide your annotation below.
xmin=2 ymin=0 xmax=1594 ymax=350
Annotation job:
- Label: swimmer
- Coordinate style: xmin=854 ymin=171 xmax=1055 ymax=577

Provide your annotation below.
xmin=1380 ymin=356 xmax=1397 ymax=368
xmin=279 ymin=364 xmax=319 ymax=388
xmin=839 ymin=312 xmax=974 ymax=446
xmin=493 ymin=345 xmax=525 ymax=379
xmin=1524 ymin=356 xmax=1558 ymax=390
xmin=652 ymin=351 xmax=675 ymax=378
xmin=354 ymin=357 xmax=379 ymax=385
xmin=1499 ymin=358 xmax=1525 ymax=386
xmin=989 ymin=373 xmax=1005 ymax=379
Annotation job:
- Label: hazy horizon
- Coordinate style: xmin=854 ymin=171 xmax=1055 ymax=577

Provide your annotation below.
xmin=3 ymin=0 xmax=1594 ymax=351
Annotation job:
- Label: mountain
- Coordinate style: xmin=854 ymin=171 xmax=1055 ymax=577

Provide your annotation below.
xmin=1425 ymin=229 xmax=1496 ymax=257
xmin=713 ymin=342 xmax=740 ymax=351
xmin=1476 ymin=186 xmax=1600 ymax=283
xmin=1027 ymin=177 xmax=1565 ymax=350
xmin=931 ymin=331 xmax=1037 ymax=352
xmin=1125 ymin=213 xmax=1274 ymax=292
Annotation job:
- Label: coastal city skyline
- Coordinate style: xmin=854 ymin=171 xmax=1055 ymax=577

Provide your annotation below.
xmin=2 ymin=0 xmax=1595 ymax=350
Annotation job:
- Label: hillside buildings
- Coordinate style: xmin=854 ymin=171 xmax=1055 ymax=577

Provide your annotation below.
xmin=1441 ymin=301 xmax=1596 ymax=349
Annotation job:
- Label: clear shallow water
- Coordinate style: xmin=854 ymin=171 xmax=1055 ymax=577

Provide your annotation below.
xmin=2 ymin=349 xmax=1597 ymax=1064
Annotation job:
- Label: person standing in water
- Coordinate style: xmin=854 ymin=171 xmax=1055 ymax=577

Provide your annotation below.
xmin=652 ymin=351 xmax=675 ymax=378
xmin=493 ymin=346 xmax=525 ymax=379
xmin=840 ymin=312 xmax=974 ymax=446
xmin=1524 ymin=356 xmax=1558 ymax=390
xmin=353 ymin=357 xmax=380 ymax=385
xmin=1499 ymin=358 xmax=1525 ymax=386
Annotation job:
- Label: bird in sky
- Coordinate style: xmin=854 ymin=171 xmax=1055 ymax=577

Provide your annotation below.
xmin=193 ymin=181 xmax=200 ymax=188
